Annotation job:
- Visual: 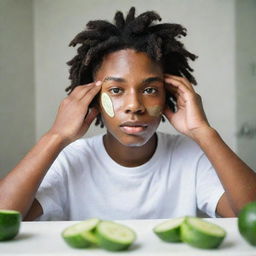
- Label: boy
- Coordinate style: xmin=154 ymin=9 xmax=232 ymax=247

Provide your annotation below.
xmin=0 ymin=7 xmax=255 ymax=221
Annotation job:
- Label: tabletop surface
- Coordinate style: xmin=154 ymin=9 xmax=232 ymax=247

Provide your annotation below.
xmin=0 ymin=218 xmax=255 ymax=255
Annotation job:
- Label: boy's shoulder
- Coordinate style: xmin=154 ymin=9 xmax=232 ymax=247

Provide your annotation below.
xmin=157 ymin=131 xmax=202 ymax=156
xmin=157 ymin=131 xmax=199 ymax=147
xmin=60 ymin=134 xmax=103 ymax=159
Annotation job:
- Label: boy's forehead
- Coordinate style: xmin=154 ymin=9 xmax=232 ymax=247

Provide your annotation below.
xmin=97 ymin=49 xmax=163 ymax=77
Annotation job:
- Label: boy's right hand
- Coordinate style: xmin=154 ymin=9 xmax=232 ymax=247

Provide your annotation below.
xmin=47 ymin=81 xmax=102 ymax=145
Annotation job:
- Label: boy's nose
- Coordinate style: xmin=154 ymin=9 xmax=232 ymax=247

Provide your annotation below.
xmin=124 ymin=93 xmax=145 ymax=114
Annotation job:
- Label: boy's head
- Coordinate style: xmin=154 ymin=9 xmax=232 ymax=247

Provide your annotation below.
xmin=94 ymin=48 xmax=165 ymax=147
xmin=66 ymin=7 xmax=197 ymax=132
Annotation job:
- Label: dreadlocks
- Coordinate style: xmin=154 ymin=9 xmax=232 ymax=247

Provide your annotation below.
xmin=66 ymin=7 xmax=197 ymax=127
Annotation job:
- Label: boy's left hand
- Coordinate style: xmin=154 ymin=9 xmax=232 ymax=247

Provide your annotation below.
xmin=163 ymin=74 xmax=210 ymax=139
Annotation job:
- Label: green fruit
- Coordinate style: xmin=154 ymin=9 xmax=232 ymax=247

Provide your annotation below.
xmin=61 ymin=218 xmax=100 ymax=248
xmin=181 ymin=217 xmax=226 ymax=249
xmin=96 ymin=221 xmax=136 ymax=251
xmin=238 ymin=201 xmax=256 ymax=246
xmin=0 ymin=210 xmax=21 ymax=241
xmin=153 ymin=217 xmax=185 ymax=242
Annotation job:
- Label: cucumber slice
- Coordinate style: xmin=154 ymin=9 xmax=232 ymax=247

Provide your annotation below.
xmin=0 ymin=210 xmax=21 ymax=241
xmin=61 ymin=218 xmax=100 ymax=248
xmin=181 ymin=217 xmax=226 ymax=249
xmin=96 ymin=221 xmax=136 ymax=251
xmin=101 ymin=92 xmax=114 ymax=117
xmin=153 ymin=217 xmax=185 ymax=242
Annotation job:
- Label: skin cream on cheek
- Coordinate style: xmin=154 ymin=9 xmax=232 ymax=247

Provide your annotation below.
xmin=101 ymin=92 xmax=115 ymax=117
xmin=101 ymin=93 xmax=162 ymax=118
xmin=147 ymin=105 xmax=162 ymax=117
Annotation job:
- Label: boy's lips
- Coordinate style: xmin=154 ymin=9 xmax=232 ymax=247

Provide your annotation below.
xmin=120 ymin=121 xmax=148 ymax=134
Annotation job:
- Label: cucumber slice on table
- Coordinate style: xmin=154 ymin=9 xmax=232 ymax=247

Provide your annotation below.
xmin=181 ymin=217 xmax=226 ymax=249
xmin=0 ymin=210 xmax=21 ymax=241
xmin=62 ymin=218 xmax=100 ymax=248
xmin=153 ymin=217 xmax=185 ymax=242
xmin=96 ymin=220 xmax=136 ymax=251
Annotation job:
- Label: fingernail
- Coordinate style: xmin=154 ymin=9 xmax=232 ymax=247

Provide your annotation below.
xmin=96 ymin=81 xmax=102 ymax=86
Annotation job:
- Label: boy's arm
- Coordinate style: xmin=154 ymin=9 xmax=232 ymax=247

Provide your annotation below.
xmin=0 ymin=82 xmax=102 ymax=220
xmin=0 ymin=132 xmax=67 ymax=219
xmin=164 ymin=74 xmax=256 ymax=217
xmin=193 ymin=126 xmax=256 ymax=216
xmin=0 ymin=133 xmax=64 ymax=217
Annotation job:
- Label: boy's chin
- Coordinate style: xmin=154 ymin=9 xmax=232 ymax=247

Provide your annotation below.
xmin=114 ymin=133 xmax=156 ymax=148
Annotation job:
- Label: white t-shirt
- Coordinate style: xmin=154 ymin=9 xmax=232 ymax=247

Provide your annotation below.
xmin=35 ymin=132 xmax=224 ymax=221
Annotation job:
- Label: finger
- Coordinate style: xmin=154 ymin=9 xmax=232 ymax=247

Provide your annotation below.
xmin=70 ymin=81 xmax=101 ymax=100
xmin=81 ymin=107 xmax=99 ymax=131
xmin=164 ymin=76 xmax=193 ymax=95
xmin=175 ymin=93 xmax=186 ymax=108
xmin=80 ymin=81 xmax=102 ymax=105
xmin=163 ymin=105 xmax=175 ymax=121
xmin=164 ymin=74 xmax=195 ymax=92
xmin=164 ymin=81 xmax=178 ymax=94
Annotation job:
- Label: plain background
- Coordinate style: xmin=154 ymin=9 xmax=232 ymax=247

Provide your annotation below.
xmin=0 ymin=0 xmax=256 ymax=178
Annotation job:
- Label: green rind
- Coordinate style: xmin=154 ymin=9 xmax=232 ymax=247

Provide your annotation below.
xmin=62 ymin=233 xmax=92 ymax=248
xmin=0 ymin=210 xmax=21 ymax=241
xmin=61 ymin=218 xmax=100 ymax=248
xmin=153 ymin=218 xmax=185 ymax=243
xmin=181 ymin=217 xmax=226 ymax=249
xmin=238 ymin=202 xmax=256 ymax=246
xmin=96 ymin=221 xmax=136 ymax=251
xmin=154 ymin=226 xmax=182 ymax=243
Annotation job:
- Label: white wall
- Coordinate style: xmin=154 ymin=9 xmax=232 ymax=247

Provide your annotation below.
xmin=0 ymin=0 xmax=238 ymax=178
xmin=236 ymin=0 xmax=256 ymax=169
xmin=34 ymin=0 xmax=237 ymax=150
xmin=0 ymin=0 xmax=35 ymax=178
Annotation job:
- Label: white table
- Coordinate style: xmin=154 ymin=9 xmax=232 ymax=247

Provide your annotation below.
xmin=0 ymin=218 xmax=255 ymax=255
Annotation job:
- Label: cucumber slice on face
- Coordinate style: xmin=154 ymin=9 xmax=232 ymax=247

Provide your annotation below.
xmin=181 ymin=217 xmax=226 ymax=249
xmin=0 ymin=210 xmax=21 ymax=241
xmin=96 ymin=221 xmax=136 ymax=251
xmin=62 ymin=218 xmax=100 ymax=248
xmin=101 ymin=92 xmax=114 ymax=117
xmin=153 ymin=217 xmax=185 ymax=242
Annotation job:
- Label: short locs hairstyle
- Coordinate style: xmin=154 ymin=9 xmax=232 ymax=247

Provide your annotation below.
xmin=66 ymin=7 xmax=197 ymax=127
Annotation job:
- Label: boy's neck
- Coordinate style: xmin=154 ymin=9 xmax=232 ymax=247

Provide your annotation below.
xmin=103 ymin=133 xmax=157 ymax=167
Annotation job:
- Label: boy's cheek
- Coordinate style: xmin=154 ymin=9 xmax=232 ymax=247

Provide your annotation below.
xmin=146 ymin=105 xmax=162 ymax=117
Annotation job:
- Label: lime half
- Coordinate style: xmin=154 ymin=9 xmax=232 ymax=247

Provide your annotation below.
xmin=153 ymin=217 xmax=185 ymax=242
xmin=0 ymin=210 xmax=21 ymax=241
xmin=62 ymin=218 xmax=100 ymax=248
xmin=181 ymin=217 xmax=226 ymax=249
xmin=96 ymin=221 xmax=136 ymax=251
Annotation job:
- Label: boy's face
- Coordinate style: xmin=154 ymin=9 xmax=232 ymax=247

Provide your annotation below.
xmin=94 ymin=49 xmax=165 ymax=147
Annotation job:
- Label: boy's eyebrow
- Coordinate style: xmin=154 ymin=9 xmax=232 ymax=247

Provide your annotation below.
xmin=103 ymin=76 xmax=164 ymax=84
xmin=142 ymin=77 xmax=164 ymax=84
xmin=103 ymin=76 xmax=125 ymax=83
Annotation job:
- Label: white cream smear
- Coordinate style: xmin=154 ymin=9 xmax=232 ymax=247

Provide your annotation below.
xmin=101 ymin=92 xmax=115 ymax=117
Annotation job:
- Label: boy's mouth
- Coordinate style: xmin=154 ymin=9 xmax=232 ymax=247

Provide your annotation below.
xmin=120 ymin=121 xmax=148 ymax=134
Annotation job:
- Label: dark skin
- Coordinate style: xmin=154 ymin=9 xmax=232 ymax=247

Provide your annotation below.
xmin=95 ymin=49 xmax=165 ymax=167
xmin=1 ymin=49 xmax=256 ymax=220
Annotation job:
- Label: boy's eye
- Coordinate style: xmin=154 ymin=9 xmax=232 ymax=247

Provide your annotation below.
xmin=143 ymin=87 xmax=158 ymax=94
xmin=109 ymin=87 xmax=122 ymax=94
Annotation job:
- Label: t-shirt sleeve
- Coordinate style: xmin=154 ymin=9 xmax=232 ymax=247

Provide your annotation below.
xmin=35 ymin=153 xmax=68 ymax=221
xmin=196 ymin=154 xmax=225 ymax=217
